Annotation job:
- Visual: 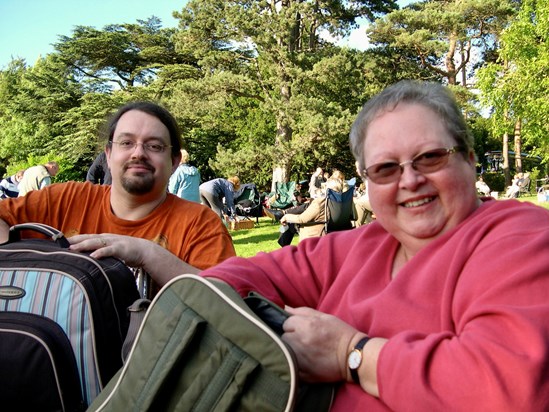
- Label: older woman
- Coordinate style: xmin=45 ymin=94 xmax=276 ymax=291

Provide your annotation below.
xmin=198 ymin=81 xmax=549 ymax=410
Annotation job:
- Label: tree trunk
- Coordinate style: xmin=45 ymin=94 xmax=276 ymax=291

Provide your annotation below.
xmin=514 ymin=118 xmax=522 ymax=173
xmin=271 ymin=77 xmax=292 ymax=192
xmin=271 ymin=115 xmax=292 ymax=192
xmin=502 ymin=109 xmax=511 ymax=187
xmin=445 ymin=33 xmax=458 ymax=85
xmin=460 ymin=45 xmax=467 ymax=88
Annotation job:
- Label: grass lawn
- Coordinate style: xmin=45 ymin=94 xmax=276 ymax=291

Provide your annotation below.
xmin=229 ymin=217 xmax=297 ymax=257
xmin=517 ymin=194 xmax=549 ymax=210
xmin=230 ymin=196 xmax=549 ymax=257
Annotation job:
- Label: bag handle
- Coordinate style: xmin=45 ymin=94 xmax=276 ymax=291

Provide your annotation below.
xmin=8 ymin=223 xmax=70 ymax=248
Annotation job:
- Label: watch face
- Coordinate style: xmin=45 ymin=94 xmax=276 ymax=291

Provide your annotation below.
xmin=348 ymin=349 xmax=362 ymax=370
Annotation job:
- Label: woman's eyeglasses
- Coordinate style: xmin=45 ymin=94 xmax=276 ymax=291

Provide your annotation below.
xmin=362 ymin=146 xmax=466 ymax=184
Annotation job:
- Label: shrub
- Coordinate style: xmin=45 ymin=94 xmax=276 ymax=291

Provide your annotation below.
xmin=482 ymin=172 xmax=505 ymax=193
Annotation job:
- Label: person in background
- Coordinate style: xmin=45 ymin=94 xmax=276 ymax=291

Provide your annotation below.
xmin=279 ymin=177 xmax=344 ymax=240
xmin=292 ymin=182 xmax=309 ymax=206
xmin=475 ymin=174 xmax=490 ymax=196
xmin=504 ymin=173 xmax=522 ymax=198
xmin=0 ymin=101 xmax=235 ymax=288
xmin=86 ymin=152 xmax=112 ymax=185
xmin=265 ymin=181 xmax=311 ymax=222
xmin=196 ymin=80 xmax=549 ymax=410
xmin=353 ymin=181 xmax=374 ymax=226
xmin=331 ymin=169 xmax=350 ymax=192
xmin=18 ymin=161 xmax=59 ymax=197
xmin=168 ymin=149 xmax=201 ymax=203
xmin=0 ymin=170 xmax=25 ymax=199
xmin=199 ymin=176 xmax=241 ymax=219
xmin=308 ymin=167 xmax=324 ymax=199
xmin=268 ymin=171 xmax=349 ymax=223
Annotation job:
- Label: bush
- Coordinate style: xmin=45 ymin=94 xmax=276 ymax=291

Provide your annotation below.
xmin=482 ymin=172 xmax=505 ymax=193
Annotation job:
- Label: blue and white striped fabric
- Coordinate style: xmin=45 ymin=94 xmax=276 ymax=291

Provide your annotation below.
xmin=0 ymin=269 xmax=100 ymax=404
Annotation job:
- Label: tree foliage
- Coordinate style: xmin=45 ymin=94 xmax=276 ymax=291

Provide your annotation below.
xmin=170 ymin=0 xmax=398 ymax=187
xmin=477 ymin=0 xmax=549 ymax=176
xmin=54 ymin=17 xmax=194 ymax=91
xmin=0 ymin=56 xmax=85 ymax=179
xmin=368 ymin=0 xmax=517 ymax=86
xmin=0 ymin=1 xmax=546 ymax=189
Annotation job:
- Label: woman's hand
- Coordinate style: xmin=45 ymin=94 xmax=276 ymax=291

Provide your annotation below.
xmin=281 ymin=306 xmax=362 ymax=383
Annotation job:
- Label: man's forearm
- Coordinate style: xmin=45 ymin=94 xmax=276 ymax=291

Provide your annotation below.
xmin=142 ymin=245 xmax=200 ymax=287
xmin=0 ymin=219 xmax=10 ymax=243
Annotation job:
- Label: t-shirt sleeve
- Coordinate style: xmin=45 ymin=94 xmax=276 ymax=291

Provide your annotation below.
xmin=175 ymin=204 xmax=236 ymax=270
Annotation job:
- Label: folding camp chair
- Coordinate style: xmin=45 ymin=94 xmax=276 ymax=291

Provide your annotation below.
xmin=234 ymin=183 xmax=263 ymax=223
xmin=323 ymin=186 xmax=355 ymax=234
xmin=297 ymin=186 xmax=355 ymax=237
xmin=268 ymin=181 xmax=297 ymax=210
xmin=518 ymin=174 xmax=531 ymax=197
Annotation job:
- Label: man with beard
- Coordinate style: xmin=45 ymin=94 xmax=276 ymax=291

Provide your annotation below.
xmin=0 ymin=102 xmax=235 ymax=285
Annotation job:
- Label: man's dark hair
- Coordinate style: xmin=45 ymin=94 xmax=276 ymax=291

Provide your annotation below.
xmin=106 ymin=101 xmax=182 ymax=157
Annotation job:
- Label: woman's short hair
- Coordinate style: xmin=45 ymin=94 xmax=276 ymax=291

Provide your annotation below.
xmin=180 ymin=149 xmax=190 ymax=164
xmin=228 ymin=175 xmax=241 ymax=191
xmin=331 ymin=170 xmax=345 ymax=182
xmin=106 ymin=101 xmax=183 ymax=157
xmin=349 ymin=80 xmax=474 ymax=173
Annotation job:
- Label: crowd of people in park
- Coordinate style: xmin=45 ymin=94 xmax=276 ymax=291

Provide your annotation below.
xmin=0 ymin=81 xmax=548 ymax=410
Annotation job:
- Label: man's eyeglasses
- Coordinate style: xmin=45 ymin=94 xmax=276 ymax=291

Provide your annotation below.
xmin=110 ymin=140 xmax=172 ymax=154
xmin=362 ymin=146 xmax=466 ymax=185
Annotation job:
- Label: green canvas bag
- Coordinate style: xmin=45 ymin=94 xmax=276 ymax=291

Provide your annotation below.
xmin=88 ymin=274 xmax=334 ymax=412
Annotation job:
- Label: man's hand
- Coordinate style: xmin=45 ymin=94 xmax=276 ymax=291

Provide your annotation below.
xmin=68 ymin=233 xmax=199 ymax=286
xmin=68 ymin=233 xmax=150 ymax=267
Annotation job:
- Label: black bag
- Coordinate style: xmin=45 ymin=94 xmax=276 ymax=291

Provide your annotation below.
xmin=0 ymin=223 xmax=141 ymax=410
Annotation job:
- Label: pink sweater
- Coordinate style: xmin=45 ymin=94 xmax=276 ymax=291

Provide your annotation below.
xmin=202 ymin=199 xmax=549 ymax=411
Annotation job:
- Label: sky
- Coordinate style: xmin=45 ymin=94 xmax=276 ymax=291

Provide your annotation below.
xmin=0 ymin=0 xmax=185 ymax=69
xmin=0 ymin=0 xmax=413 ymax=70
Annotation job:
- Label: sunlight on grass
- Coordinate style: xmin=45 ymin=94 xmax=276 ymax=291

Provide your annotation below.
xmin=517 ymin=195 xmax=549 ymax=210
xmin=229 ymin=217 xmax=298 ymax=257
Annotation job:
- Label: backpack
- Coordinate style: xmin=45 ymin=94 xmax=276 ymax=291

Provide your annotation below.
xmin=88 ymin=274 xmax=335 ymax=412
xmin=0 ymin=223 xmax=141 ymax=410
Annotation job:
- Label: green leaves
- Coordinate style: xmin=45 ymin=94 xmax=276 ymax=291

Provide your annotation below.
xmin=477 ymin=0 xmax=549 ymax=166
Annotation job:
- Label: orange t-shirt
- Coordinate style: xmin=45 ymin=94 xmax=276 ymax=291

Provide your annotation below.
xmin=0 ymin=181 xmax=235 ymax=270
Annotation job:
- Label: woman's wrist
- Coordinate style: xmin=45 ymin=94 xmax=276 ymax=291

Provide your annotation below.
xmin=345 ymin=334 xmax=370 ymax=383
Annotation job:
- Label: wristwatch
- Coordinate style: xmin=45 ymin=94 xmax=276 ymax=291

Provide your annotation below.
xmin=347 ymin=336 xmax=370 ymax=384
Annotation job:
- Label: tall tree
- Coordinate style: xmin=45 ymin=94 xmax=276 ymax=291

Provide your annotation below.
xmin=54 ymin=17 xmax=194 ymax=91
xmin=477 ymin=0 xmax=549 ymax=183
xmin=0 ymin=56 xmax=85 ymax=179
xmin=171 ymin=0 xmax=397 ymax=188
xmin=367 ymin=0 xmax=516 ymax=86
